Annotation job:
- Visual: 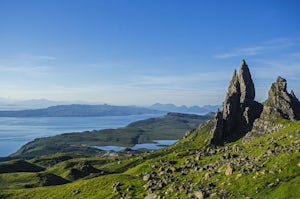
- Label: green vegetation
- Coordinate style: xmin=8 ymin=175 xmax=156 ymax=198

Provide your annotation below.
xmin=11 ymin=112 xmax=211 ymax=158
xmin=0 ymin=116 xmax=299 ymax=198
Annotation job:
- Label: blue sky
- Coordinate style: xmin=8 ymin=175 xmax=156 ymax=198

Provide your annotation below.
xmin=0 ymin=0 xmax=300 ymax=106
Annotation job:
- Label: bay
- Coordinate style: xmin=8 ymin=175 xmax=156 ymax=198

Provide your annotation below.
xmin=0 ymin=114 xmax=162 ymax=157
xmin=93 ymin=140 xmax=178 ymax=151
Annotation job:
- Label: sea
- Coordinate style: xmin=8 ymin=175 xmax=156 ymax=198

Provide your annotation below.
xmin=0 ymin=114 xmax=163 ymax=157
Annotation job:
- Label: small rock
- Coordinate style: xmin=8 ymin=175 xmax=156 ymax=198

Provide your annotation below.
xmin=144 ymin=193 xmax=157 ymax=199
xmin=143 ymin=174 xmax=151 ymax=181
xmin=204 ymin=173 xmax=211 ymax=180
xmin=72 ymin=190 xmax=80 ymax=195
xmin=194 ymin=190 xmax=204 ymax=199
xmin=225 ymin=165 xmax=233 ymax=176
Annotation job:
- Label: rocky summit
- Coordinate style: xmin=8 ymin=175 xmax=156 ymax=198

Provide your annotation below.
xmin=244 ymin=76 xmax=300 ymax=142
xmin=264 ymin=76 xmax=300 ymax=121
xmin=211 ymin=60 xmax=263 ymax=145
xmin=211 ymin=60 xmax=300 ymax=145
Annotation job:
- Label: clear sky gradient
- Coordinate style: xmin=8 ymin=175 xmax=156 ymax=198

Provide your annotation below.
xmin=0 ymin=0 xmax=300 ymax=106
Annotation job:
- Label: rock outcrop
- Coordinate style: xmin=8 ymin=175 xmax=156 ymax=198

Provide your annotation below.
xmin=210 ymin=60 xmax=263 ymax=145
xmin=239 ymin=59 xmax=255 ymax=103
xmin=243 ymin=76 xmax=300 ymax=142
xmin=263 ymin=76 xmax=300 ymax=121
xmin=211 ymin=60 xmax=300 ymax=145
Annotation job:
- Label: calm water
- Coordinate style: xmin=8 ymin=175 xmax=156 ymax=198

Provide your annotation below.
xmin=93 ymin=140 xmax=178 ymax=151
xmin=0 ymin=114 xmax=162 ymax=157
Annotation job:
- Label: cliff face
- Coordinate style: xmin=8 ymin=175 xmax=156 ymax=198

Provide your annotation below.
xmin=243 ymin=76 xmax=300 ymax=142
xmin=264 ymin=76 xmax=300 ymax=121
xmin=210 ymin=60 xmax=263 ymax=145
xmin=210 ymin=60 xmax=300 ymax=145
xmin=239 ymin=60 xmax=255 ymax=103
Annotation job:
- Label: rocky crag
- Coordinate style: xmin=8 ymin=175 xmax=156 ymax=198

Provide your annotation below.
xmin=210 ymin=60 xmax=300 ymax=145
xmin=210 ymin=60 xmax=263 ymax=145
xmin=244 ymin=76 xmax=300 ymax=142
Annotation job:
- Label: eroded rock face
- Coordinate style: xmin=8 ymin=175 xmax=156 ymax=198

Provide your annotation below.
xmin=264 ymin=76 xmax=300 ymax=121
xmin=210 ymin=60 xmax=300 ymax=145
xmin=243 ymin=76 xmax=300 ymax=142
xmin=222 ymin=70 xmax=241 ymax=135
xmin=239 ymin=60 xmax=255 ymax=103
xmin=210 ymin=60 xmax=263 ymax=145
xmin=210 ymin=111 xmax=224 ymax=145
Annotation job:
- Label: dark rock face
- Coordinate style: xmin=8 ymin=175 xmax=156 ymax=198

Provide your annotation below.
xmin=210 ymin=111 xmax=224 ymax=145
xmin=210 ymin=60 xmax=263 ymax=145
xmin=264 ymin=76 xmax=300 ymax=121
xmin=222 ymin=70 xmax=241 ymax=135
xmin=239 ymin=60 xmax=255 ymax=103
xmin=243 ymin=76 xmax=300 ymax=142
xmin=211 ymin=60 xmax=300 ymax=145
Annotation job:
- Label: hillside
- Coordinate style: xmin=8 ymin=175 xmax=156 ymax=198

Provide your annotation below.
xmin=0 ymin=104 xmax=162 ymax=117
xmin=0 ymin=60 xmax=299 ymax=199
xmin=11 ymin=112 xmax=212 ymax=158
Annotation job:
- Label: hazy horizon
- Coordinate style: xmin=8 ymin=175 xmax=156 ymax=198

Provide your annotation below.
xmin=0 ymin=97 xmax=221 ymax=108
xmin=1 ymin=1 xmax=300 ymax=106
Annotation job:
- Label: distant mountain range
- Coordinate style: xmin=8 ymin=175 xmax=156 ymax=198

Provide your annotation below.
xmin=0 ymin=104 xmax=162 ymax=117
xmin=0 ymin=98 xmax=220 ymax=116
xmin=149 ymin=103 xmax=220 ymax=114
xmin=0 ymin=98 xmax=222 ymax=114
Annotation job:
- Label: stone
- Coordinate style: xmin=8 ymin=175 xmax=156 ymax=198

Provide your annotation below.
xmin=225 ymin=165 xmax=233 ymax=176
xmin=204 ymin=172 xmax=210 ymax=180
xmin=143 ymin=174 xmax=151 ymax=181
xmin=112 ymin=181 xmax=121 ymax=193
xmin=194 ymin=190 xmax=204 ymax=199
xmin=144 ymin=193 xmax=157 ymax=199
xmin=72 ymin=190 xmax=80 ymax=195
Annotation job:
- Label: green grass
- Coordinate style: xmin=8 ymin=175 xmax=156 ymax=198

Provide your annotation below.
xmin=0 ymin=117 xmax=299 ymax=198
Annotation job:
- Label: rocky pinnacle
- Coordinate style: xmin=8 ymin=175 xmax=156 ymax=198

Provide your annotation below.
xmin=239 ymin=59 xmax=255 ymax=103
xmin=210 ymin=60 xmax=262 ymax=145
xmin=210 ymin=60 xmax=300 ymax=145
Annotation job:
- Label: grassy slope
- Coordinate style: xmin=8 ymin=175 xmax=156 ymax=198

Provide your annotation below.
xmin=0 ymin=119 xmax=299 ymax=198
xmin=11 ymin=113 xmax=212 ymax=158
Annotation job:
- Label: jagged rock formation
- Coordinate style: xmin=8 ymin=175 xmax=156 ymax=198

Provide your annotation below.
xmin=263 ymin=76 xmax=300 ymax=121
xmin=211 ymin=60 xmax=300 ymax=145
xmin=243 ymin=76 xmax=300 ymax=142
xmin=210 ymin=60 xmax=263 ymax=145
xmin=239 ymin=59 xmax=255 ymax=103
